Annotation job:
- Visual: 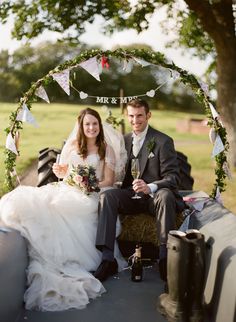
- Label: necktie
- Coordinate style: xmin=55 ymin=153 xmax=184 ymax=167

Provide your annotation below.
xmin=132 ymin=136 xmax=142 ymax=157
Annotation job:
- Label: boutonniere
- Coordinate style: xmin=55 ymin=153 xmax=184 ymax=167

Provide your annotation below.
xmin=147 ymin=138 xmax=156 ymax=158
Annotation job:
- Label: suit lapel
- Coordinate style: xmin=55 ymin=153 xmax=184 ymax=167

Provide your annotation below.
xmin=125 ymin=134 xmax=133 ymax=171
xmin=139 ymin=127 xmax=154 ymax=177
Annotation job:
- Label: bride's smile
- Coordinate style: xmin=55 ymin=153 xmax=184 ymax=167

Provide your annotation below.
xmin=83 ymin=114 xmax=100 ymax=139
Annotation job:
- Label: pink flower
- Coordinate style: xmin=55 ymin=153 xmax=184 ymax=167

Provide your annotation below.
xmin=74 ymin=175 xmax=82 ymax=185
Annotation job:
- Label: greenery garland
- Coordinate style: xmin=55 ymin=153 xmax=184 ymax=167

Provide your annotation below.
xmin=4 ymin=48 xmax=229 ymax=197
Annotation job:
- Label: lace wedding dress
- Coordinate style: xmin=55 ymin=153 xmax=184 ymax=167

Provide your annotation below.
xmin=0 ymin=146 xmax=127 ymax=312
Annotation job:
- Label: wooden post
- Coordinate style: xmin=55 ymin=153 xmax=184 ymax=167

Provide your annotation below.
xmin=120 ymin=88 xmax=125 ymax=134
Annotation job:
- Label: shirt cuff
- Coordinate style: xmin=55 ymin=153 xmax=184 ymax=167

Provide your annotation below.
xmin=147 ymin=183 xmax=158 ymax=197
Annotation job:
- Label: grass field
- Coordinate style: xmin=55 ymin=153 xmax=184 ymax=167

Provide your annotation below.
xmin=0 ymin=102 xmax=235 ymax=212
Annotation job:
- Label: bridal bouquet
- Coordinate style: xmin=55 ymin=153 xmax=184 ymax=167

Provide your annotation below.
xmin=66 ymin=164 xmax=100 ymax=195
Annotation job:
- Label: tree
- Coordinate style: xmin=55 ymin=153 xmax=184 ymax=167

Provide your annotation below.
xmin=1 ymin=0 xmax=235 ymax=164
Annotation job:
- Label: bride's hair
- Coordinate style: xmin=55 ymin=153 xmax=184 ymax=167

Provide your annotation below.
xmin=76 ymin=108 xmax=106 ymax=160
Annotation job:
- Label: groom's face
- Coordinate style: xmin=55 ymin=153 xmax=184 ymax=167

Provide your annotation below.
xmin=127 ymin=105 xmax=151 ymax=134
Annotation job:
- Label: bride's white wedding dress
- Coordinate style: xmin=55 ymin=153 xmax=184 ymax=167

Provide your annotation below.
xmin=0 ymin=148 xmax=127 ymax=312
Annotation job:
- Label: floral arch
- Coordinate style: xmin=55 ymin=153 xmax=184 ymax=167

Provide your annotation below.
xmin=4 ymin=48 xmax=229 ymax=197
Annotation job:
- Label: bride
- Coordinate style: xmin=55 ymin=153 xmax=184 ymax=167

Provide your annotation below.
xmin=0 ymin=107 xmax=127 ymax=312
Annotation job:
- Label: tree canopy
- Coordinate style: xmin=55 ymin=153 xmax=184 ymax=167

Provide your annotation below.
xmin=1 ymin=0 xmax=236 ymax=166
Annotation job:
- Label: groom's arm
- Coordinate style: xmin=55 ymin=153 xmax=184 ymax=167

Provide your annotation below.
xmin=150 ymin=136 xmax=180 ymax=191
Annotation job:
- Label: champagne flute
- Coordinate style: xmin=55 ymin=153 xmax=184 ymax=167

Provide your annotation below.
xmin=55 ymin=153 xmax=61 ymax=182
xmin=131 ymin=158 xmax=141 ymax=199
xmin=56 ymin=153 xmax=61 ymax=164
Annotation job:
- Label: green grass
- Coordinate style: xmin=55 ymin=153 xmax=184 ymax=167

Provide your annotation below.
xmin=1 ymin=102 xmax=235 ymax=212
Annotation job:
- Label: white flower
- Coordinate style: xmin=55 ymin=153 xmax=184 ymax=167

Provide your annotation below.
xmin=148 ymin=152 xmax=155 ymax=159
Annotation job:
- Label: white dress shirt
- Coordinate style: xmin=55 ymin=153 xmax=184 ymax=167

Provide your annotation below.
xmin=132 ymin=125 xmax=158 ymax=195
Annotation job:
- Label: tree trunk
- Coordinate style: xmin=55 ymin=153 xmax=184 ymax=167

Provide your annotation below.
xmin=216 ymin=41 xmax=236 ymax=168
xmin=184 ymin=0 xmax=236 ymax=168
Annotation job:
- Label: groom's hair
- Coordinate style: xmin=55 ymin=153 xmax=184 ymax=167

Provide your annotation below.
xmin=126 ymin=99 xmax=150 ymax=114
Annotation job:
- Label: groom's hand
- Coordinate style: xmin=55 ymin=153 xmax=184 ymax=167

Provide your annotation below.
xmin=132 ymin=179 xmax=151 ymax=194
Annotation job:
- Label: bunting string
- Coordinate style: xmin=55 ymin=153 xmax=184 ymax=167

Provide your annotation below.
xmin=70 ymin=79 xmax=169 ymax=104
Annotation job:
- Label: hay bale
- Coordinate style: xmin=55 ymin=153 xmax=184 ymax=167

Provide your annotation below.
xmin=118 ymin=212 xmax=184 ymax=247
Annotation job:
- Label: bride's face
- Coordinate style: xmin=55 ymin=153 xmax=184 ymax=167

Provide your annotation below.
xmin=83 ymin=114 xmax=100 ymax=139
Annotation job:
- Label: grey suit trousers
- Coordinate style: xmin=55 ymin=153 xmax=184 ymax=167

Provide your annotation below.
xmin=96 ymin=187 xmax=182 ymax=253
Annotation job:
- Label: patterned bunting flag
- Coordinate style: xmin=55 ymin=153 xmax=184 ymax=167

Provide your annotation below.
xmin=123 ymin=59 xmax=133 ymax=73
xmin=133 ymin=57 xmax=151 ymax=67
xmin=211 ymin=134 xmax=224 ymax=157
xmin=215 ymin=186 xmax=223 ymax=205
xmin=52 ymin=69 xmax=70 ymax=95
xmin=170 ymin=70 xmax=180 ymax=80
xmin=79 ymin=57 xmax=100 ymax=81
xmin=198 ymin=80 xmax=209 ymax=96
xmin=6 ymin=133 xmax=18 ymax=155
xmin=223 ymin=161 xmax=233 ymax=180
xmin=16 ymin=103 xmax=39 ymax=127
xmin=35 ymin=85 xmax=50 ymax=103
xmin=209 ymin=102 xmax=219 ymax=119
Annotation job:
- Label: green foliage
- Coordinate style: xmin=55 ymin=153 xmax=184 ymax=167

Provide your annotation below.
xmin=0 ymin=0 xmax=129 ymax=40
xmin=163 ymin=7 xmax=215 ymax=59
xmin=2 ymin=48 xmax=229 ymax=198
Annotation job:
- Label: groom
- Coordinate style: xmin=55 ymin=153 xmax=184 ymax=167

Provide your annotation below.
xmin=94 ymin=98 xmax=185 ymax=282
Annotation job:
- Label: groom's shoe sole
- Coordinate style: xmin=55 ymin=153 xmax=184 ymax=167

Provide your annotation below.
xmin=94 ymin=259 xmax=118 ymax=282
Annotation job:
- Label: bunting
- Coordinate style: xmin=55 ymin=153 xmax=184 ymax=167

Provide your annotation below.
xmin=52 ymin=69 xmax=70 ymax=95
xmin=215 ymin=186 xmax=223 ymax=205
xmin=170 ymin=70 xmax=180 ymax=80
xmin=133 ymin=57 xmax=151 ymax=67
xmin=198 ymin=80 xmax=209 ymax=96
xmin=209 ymin=127 xmax=217 ymax=144
xmin=223 ymin=161 xmax=232 ymax=180
xmin=209 ymin=102 xmax=219 ymax=119
xmin=35 ymin=85 xmax=50 ymax=103
xmin=123 ymin=59 xmax=133 ymax=73
xmin=212 ymin=134 xmax=224 ymax=157
xmin=6 ymin=133 xmax=18 ymax=155
xmin=16 ymin=103 xmax=38 ymax=127
xmin=79 ymin=57 xmax=100 ymax=82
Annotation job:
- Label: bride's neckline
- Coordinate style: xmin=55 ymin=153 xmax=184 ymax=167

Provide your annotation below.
xmin=72 ymin=150 xmax=98 ymax=158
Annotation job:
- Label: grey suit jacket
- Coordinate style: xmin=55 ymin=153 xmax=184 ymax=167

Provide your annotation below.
xmin=123 ymin=126 xmax=180 ymax=193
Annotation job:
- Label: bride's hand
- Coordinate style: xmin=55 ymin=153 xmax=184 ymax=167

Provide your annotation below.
xmin=52 ymin=163 xmax=68 ymax=178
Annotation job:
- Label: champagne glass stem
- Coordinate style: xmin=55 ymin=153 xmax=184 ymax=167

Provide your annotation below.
xmin=131 ymin=158 xmax=141 ymax=199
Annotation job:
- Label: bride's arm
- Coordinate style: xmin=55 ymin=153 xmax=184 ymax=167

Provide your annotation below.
xmin=52 ymin=163 xmax=69 ymax=179
xmin=99 ymin=163 xmax=115 ymax=188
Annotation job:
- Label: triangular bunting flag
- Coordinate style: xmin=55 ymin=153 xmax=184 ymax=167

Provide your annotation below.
xmin=170 ymin=70 xmax=180 ymax=80
xmin=215 ymin=186 xmax=223 ymax=205
xmin=209 ymin=102 xmax=219 ymax=119
xmin=198 ymin=80 xmax=209 ymax=96
xmin=133 ymin=57 xmax=151 ymax=67
xmin=52 ymin=69 xmax=70 ymax=95
xmin=35 ymin=85 xmax=50 ymax=103
xmin=16 ymin=103 xmax=39 ymax=127
xmin=211 ymin=134 xmax=224 ymax=158
xmin=123 ymin=59 xmax=133 ymax=73
xmin=79 ymin=57 xmax=100 ymax=81
xmin=223 ymin=161 xmax=233 ymax=180
xmin=209 ymin=127 xmax=217 ymax=144
xmin=6 ymin=133 xmax=18 ymax=155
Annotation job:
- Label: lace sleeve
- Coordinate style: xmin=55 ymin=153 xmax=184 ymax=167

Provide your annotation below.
xmin=103 ymin=122 xmax=127 ymax=182
xmin=59 ymin=139 xmax=76 ymax=165
xmin=105 ymin=144 xmax=116 ymax=171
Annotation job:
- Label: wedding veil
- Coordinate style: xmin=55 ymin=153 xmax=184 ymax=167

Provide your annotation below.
xmin=60 ymin=121 xmax=127 ymax=182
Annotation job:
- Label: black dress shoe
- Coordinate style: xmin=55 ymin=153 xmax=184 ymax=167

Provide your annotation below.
xmin=94 ymin=259 xmax=118 ymax=282
xmin=158 ymin=258 xmax=167 ymax=282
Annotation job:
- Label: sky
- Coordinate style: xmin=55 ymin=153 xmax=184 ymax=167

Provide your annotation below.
xmin=0 ymin=8 xmax=210 ymax=77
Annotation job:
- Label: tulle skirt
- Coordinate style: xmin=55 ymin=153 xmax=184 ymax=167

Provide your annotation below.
xmin=0 ymin=182 xmax=126 ymax=311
